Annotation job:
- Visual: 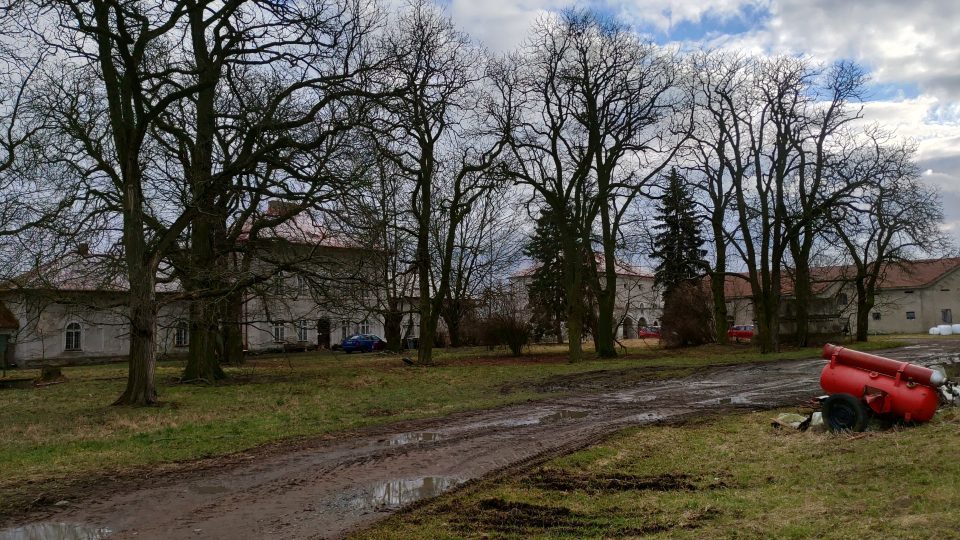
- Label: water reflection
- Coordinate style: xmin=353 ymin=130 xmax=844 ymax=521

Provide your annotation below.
xmin=351 ymin=476 xmax=463 ymax=510
xmin=0 ymin=523 xmax=111 ymax=540
xmin=386 ymin=432 xmax=442 ymax=446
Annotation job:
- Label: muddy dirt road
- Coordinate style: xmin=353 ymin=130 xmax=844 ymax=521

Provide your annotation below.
xmin=4 ymin=341 xmax=959 ymax=540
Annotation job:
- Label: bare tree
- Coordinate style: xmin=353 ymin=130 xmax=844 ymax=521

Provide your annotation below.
xmin=147 ymin=0 xmax=387 ymax=382
xmin=436 ymin=188 xmax=524 ymax=347
xmin=374 ymin=0 xmax=511 ymax=364
xmin=784 ymin=61 xmax=868 ymax=346
xmin=828 ymin=144 xmax=948 ymax=340
xmin=15 ymin=0 xmax=206 ymax=404
xmin=502 ymin=10 xmax=683 ymax=360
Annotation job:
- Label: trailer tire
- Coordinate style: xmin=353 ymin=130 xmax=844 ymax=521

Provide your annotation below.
xmin=822 ymin=393 xmax=869 ymax=433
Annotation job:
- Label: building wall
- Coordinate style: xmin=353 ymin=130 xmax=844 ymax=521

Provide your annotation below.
xmin=511 ymin=273 xmax=664 ymax=341
xmin=865 ymin=269 xmax=960 ymax=334
xmin=0 ymin=291 xmax=188 ymax=366
xmin=725 ymin=267 xmax=960 ymax=335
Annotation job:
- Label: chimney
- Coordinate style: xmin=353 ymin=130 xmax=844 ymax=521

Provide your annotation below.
xmin=77 ymin=243 xmax=90 ymax=257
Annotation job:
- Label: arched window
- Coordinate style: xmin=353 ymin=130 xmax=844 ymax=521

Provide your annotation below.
xmin=65 ymin=322 xmax=82 ymax=351
xmin=174 ymin=321 xmax=189 ymax=347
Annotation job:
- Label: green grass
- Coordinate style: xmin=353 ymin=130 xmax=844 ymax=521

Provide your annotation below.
xmin=0 ymin=338 xmax=902 ymax=517
xmin=357 ymin=407 xmax=960 ymax=539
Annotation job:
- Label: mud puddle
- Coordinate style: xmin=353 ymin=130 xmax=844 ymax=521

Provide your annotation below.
xmin=0 ymin=522 xmax=111 ymax=540
xmin=382 ymin=432 xmax=443 ymax=446
xmin=350 ymin=476 xmax=464 ymax=510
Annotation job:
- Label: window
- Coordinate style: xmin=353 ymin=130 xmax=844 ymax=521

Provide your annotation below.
xmin=944 ymin=309 xmax=954 ymax=324
xmin=360 ymin=320 xmax=371 ymax=335
xmin=273 ymin=272 xmax=285 ymax=296
xmin=906 ymin=311 xmax=916 ymax=320
xmin=904 ymin=290 xmax=914 ymax=294
xmin=272 ymin=322 xmax=285 ymax=342
xmin=297 ymin=275 xmax=308 ymax=297
xmin=296 ymin=320 xmax=308 ymax=342
xmin=872 ymin=312 xmax=882 ymax=321
xmin=64 ymin=322 xmax=82 ymax=351
xmin=836 ymin=293 xmax=848 ymax=307
xmin=341 ymin=319 xmax=350 ymax=341
xmin=174 ymin=321 xmax=189 ymax=347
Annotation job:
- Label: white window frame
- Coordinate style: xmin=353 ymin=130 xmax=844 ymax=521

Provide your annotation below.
xmin=297 ymin=275 xmax=308 ymax=297
xmin=359 ymin=319 xmax=371 ymax=335
xmin=65 ymin=322 xmax=82 ymax=351
xmin=174 ymin=321 xmax=189 ymax=347
xmin=272 ymin=321 xmax=286 ymax=342
xmin=296 ymin=319 xmax=308 ymax=342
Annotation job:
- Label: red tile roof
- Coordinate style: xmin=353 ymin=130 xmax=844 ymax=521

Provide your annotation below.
xmin=718 ymin=258 xmax=960 ymax=299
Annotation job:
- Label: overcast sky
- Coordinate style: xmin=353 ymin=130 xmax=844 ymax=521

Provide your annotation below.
xmin=431 ymin=0 xmax=960 ymax=245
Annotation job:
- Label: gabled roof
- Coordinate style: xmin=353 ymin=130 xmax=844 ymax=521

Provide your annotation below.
xmin=719 ymin=257 xmax=960 ymax=299
xmin=4 ymin=251 xmax=181 ymax=294
xmin=237 ymin=202 xmax=356 ymax=249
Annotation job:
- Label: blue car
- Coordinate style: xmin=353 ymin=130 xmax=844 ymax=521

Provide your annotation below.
xmin=340 ymin=334 xmax=386 ymax=353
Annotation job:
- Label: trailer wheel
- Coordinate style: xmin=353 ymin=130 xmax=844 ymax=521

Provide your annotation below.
xmin=822 ymin=393 xmax=868 ymax=432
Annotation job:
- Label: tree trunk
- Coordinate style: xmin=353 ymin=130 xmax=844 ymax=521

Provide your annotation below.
xmin=114 ymin=266 xmax=159 ymax=406
xmin=855 ymin=282 xmax=872 ymax=342
xmin=114 ymin=168 xmax=159 ymax=406
xmin=562 ymin=236 xmax=585 ymax=362
xmin=417 ymin=307 xmax=436 ymax=364
xmin=182 ymin=298 xmax=225 ymax=382
xmin=594 ymin=291 xmax=616 ymax=357
xmin=711 ymin=223 xmax=728 ymax=345
xmin=181 ymin=5 xmax=227 ymax=382
xmin=753 ymin=293 xmax=779 ymax=354
xmin=446 ymin=312 xmax=462 ymax=348
xmin=792 ymin=263 xmax=811 ymax=347
xmin=220 ymin=291 xmax=245 ymax=364
xmin=383 ymin=307 xmax=403 ymax=352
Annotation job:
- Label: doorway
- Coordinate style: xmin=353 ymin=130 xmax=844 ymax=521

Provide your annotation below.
xmin=317 ymin=318 xmax=331 ymax=349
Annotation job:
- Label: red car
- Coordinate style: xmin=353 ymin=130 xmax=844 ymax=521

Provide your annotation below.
xmin=727 ymin=325 xmax=755 ymax=341
xmin=638 ymin=326 xmax=661 ymax=339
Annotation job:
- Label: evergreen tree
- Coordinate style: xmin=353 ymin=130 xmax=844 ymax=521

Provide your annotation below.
xmin=523 ymin=208 xmax=568 ymax=343
xmin=651 ymin=168 xmax=713 ymax=347
xmin=651 ymin=168 xmax=709 ymax=295
xmin=523 ymin=207 xmax=597 ymax=343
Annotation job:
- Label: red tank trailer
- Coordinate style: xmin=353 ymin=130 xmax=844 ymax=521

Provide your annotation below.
xmin=819 ymin=344 xmax=946 ymax=432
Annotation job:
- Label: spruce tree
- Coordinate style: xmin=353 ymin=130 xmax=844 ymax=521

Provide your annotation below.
xmin=651 ymin=168 xmax=709 ymax=295
xmin=523 ymin=208 xmax=568 ymax=343
xmin=651 ymin=168 xmax=713 ymax=347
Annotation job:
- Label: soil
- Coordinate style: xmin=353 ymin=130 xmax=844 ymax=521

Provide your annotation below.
xmin=2 ymin=340 xmax=958 ymax=540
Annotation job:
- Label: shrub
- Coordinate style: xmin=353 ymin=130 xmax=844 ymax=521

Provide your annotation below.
xmin=661 ymin=280 xmax=714 ymax=348
xmin=481 ymin=315 xmax=531 ymax=356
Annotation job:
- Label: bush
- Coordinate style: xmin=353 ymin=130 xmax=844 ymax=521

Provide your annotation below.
xmin=661 ymin=280 xmax=714 ymax=348
xmin=481 ymin=315 xmax=531 ymax=356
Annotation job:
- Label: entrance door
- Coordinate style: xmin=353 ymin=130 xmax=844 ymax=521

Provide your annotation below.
xmin=317 ymin=318 xmax=331 ymax=349
xmin=944 ymin=309 xmax=953 ymax=324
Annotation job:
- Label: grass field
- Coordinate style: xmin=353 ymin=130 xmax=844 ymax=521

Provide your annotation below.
xmin=0 ymin=338 xmax=900 ymax=517
xmin=358 ymin=408 xmax=960 ymax=539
